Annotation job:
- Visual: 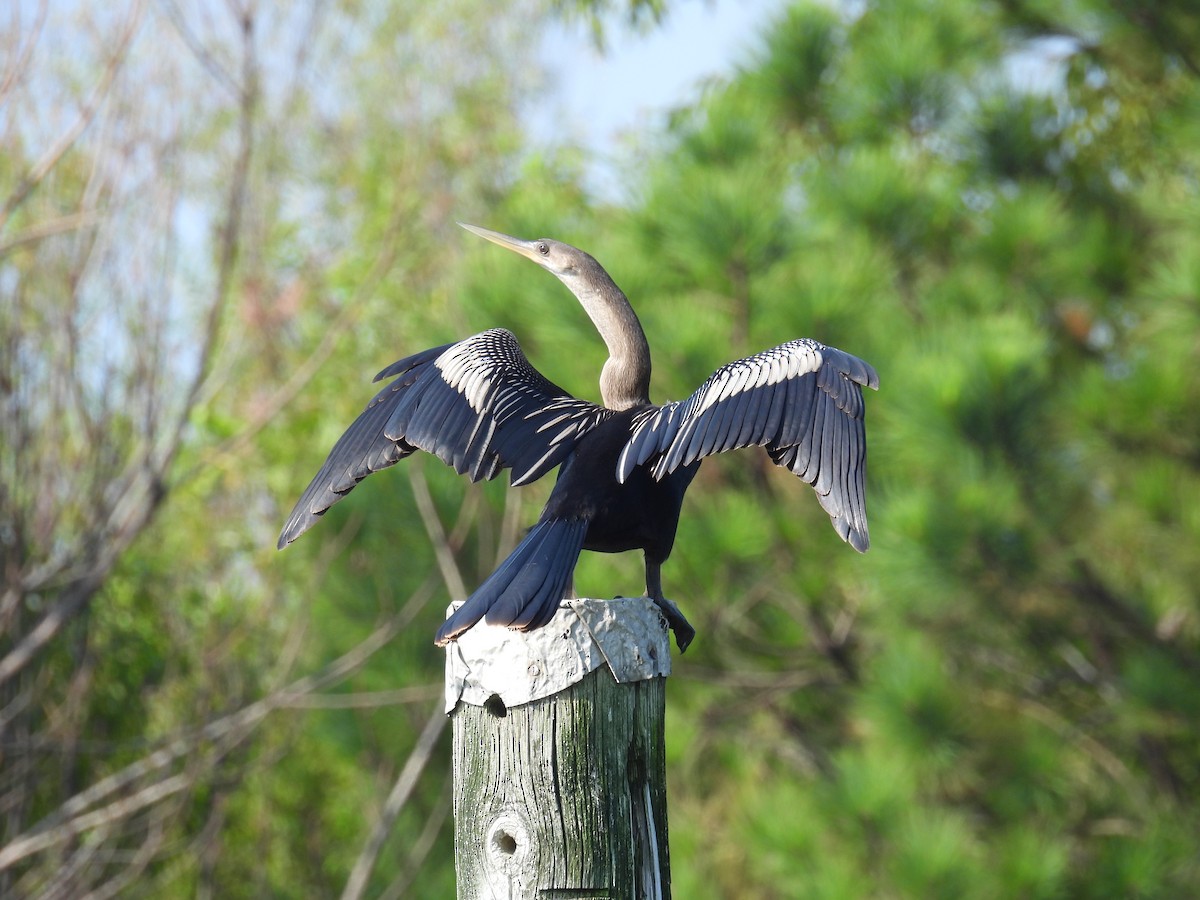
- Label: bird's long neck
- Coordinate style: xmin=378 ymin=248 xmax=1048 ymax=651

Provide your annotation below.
xmin=573 ymin=276 xmax=652 ymax=411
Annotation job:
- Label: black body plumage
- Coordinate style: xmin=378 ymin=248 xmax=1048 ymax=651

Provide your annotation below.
xmin=278 ymin=225 xmax=878 ymax=651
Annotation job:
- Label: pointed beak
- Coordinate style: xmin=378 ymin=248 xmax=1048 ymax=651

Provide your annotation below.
xmin=458 ymin=223 xmax=544 ymax=264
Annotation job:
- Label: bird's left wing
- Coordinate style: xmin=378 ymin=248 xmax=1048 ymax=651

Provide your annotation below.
xmin=278 ymin=328 xmax=611 ymax=548
xmin=617 ymin=339 xmax=879 ymax=551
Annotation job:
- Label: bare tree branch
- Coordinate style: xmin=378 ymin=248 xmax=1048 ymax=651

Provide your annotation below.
xmin=408 ymin=465 xmax=470 ymax=601
xmin=4 ymin=774 xmax=191 ymax=877
xmin=0 ymin=575 xmax=437 ymax=872
xmin=0 ymin=0 xmax=259 ymax=690
xmin=377 ymin=772 xmax=451 ymax=900
xmin=163 ymin=0 xmax=258 ymax=451
xmin=0 ymin=0 xmax=145 ymax=231
xmin=0 ymin=571 xmax=105 ymax=687
xmin=277 ymin=684 xmax=440 ymax=709
xmin=339 ymin=701 xmax=447 ymax=900
xmin=0 ymin=0 xmax=550 ymax=892
xmin=157 ymin=0 xmax=242 ymax=99
xmin=178 ymin=210 xmax=407 ymax=487
xmin=74 ymin=810 xmax=167 ymax=900
xmin=0 ymin=0 xmax=49 ymax=108
xmin=0 ymin=211 xmax=101 ymax=257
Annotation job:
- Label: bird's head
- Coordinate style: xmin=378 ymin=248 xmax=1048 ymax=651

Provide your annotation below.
xmin=458 ymin=223 xmax=603 ymax=285
xmin=458 ymin=222 xmax=649 ymax=409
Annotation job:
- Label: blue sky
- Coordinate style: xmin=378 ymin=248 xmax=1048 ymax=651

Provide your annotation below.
xmin=532 ymin=0 xmax=786 ymax=200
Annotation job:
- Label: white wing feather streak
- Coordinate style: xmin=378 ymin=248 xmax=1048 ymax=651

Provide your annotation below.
xmin=616 ymin=338 xmax=877 ymax=551
xmin=280 ymin=329 xmax=613 ymax=549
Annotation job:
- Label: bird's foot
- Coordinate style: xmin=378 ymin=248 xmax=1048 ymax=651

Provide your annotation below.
xmin=612 ymin=593 xmax=696 ymax=652
xmin=651 ymin=595 xmax=696 ymax=653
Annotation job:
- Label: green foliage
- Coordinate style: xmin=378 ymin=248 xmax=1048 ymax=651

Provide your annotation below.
xmin=10 ymin=0 xmax=1200 ymax=895
xmin=606 ymin=0 xmax=1200 ymax=895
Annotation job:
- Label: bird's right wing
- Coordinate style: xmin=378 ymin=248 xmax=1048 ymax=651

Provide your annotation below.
xmin=616 ymin=339 xmax=879 ymax=551
xmin=278 ymin=328 xmax=611 ymax=548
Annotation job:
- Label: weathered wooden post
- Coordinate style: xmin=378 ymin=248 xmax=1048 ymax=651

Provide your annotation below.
xmin=444 ymin=596 xmax=673 ymax=899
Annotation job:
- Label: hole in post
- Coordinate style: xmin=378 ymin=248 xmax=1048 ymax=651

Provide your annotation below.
xmin=485 ymin=815 xmax=529 ymax=874
xmin=492 ymin=829 xmax=518 ymax=856
xmin=484 ymin=693 xmax=507 ymax=718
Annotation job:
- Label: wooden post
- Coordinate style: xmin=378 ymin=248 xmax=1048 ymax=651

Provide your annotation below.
xmin=444 ymin=597 xmax=672 ymax=899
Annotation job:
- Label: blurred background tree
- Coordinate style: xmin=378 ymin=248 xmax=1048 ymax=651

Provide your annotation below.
xmin=2 ymin=0 xmax=1197 ymax=897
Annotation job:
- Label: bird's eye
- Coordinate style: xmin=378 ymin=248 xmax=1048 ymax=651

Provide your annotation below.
xmin=537 ymin=242 xmax=550 ymax=256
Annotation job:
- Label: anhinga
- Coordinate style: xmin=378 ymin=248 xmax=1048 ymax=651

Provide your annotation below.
xmin=278 ymin=224 xmax=878 ymax=651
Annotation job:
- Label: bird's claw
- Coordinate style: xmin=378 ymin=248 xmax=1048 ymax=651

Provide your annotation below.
xmin=651 ymin=595 xmax=695 ymax=653
xmin=613 ymin=593 xmax=695 ymax=652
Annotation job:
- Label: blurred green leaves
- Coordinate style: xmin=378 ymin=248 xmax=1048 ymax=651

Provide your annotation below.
xmin=619 ymin=0 xmax=1200 ymax=895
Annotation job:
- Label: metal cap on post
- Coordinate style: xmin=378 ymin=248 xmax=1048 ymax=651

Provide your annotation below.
xmin=445 ymin=597 xmax=673 ymax=900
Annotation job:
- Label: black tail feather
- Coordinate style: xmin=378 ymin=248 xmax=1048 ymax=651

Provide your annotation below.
xmin=434 ymin=519 xmax=588 ymax=645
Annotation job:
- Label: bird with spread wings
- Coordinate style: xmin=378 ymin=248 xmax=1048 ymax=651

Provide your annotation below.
xmin=279 ymin=224 xmax=878 ymax=652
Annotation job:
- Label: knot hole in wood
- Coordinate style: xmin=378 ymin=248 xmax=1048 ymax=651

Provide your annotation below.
xmin=485 ymin=813 xmax=531 ymax=877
